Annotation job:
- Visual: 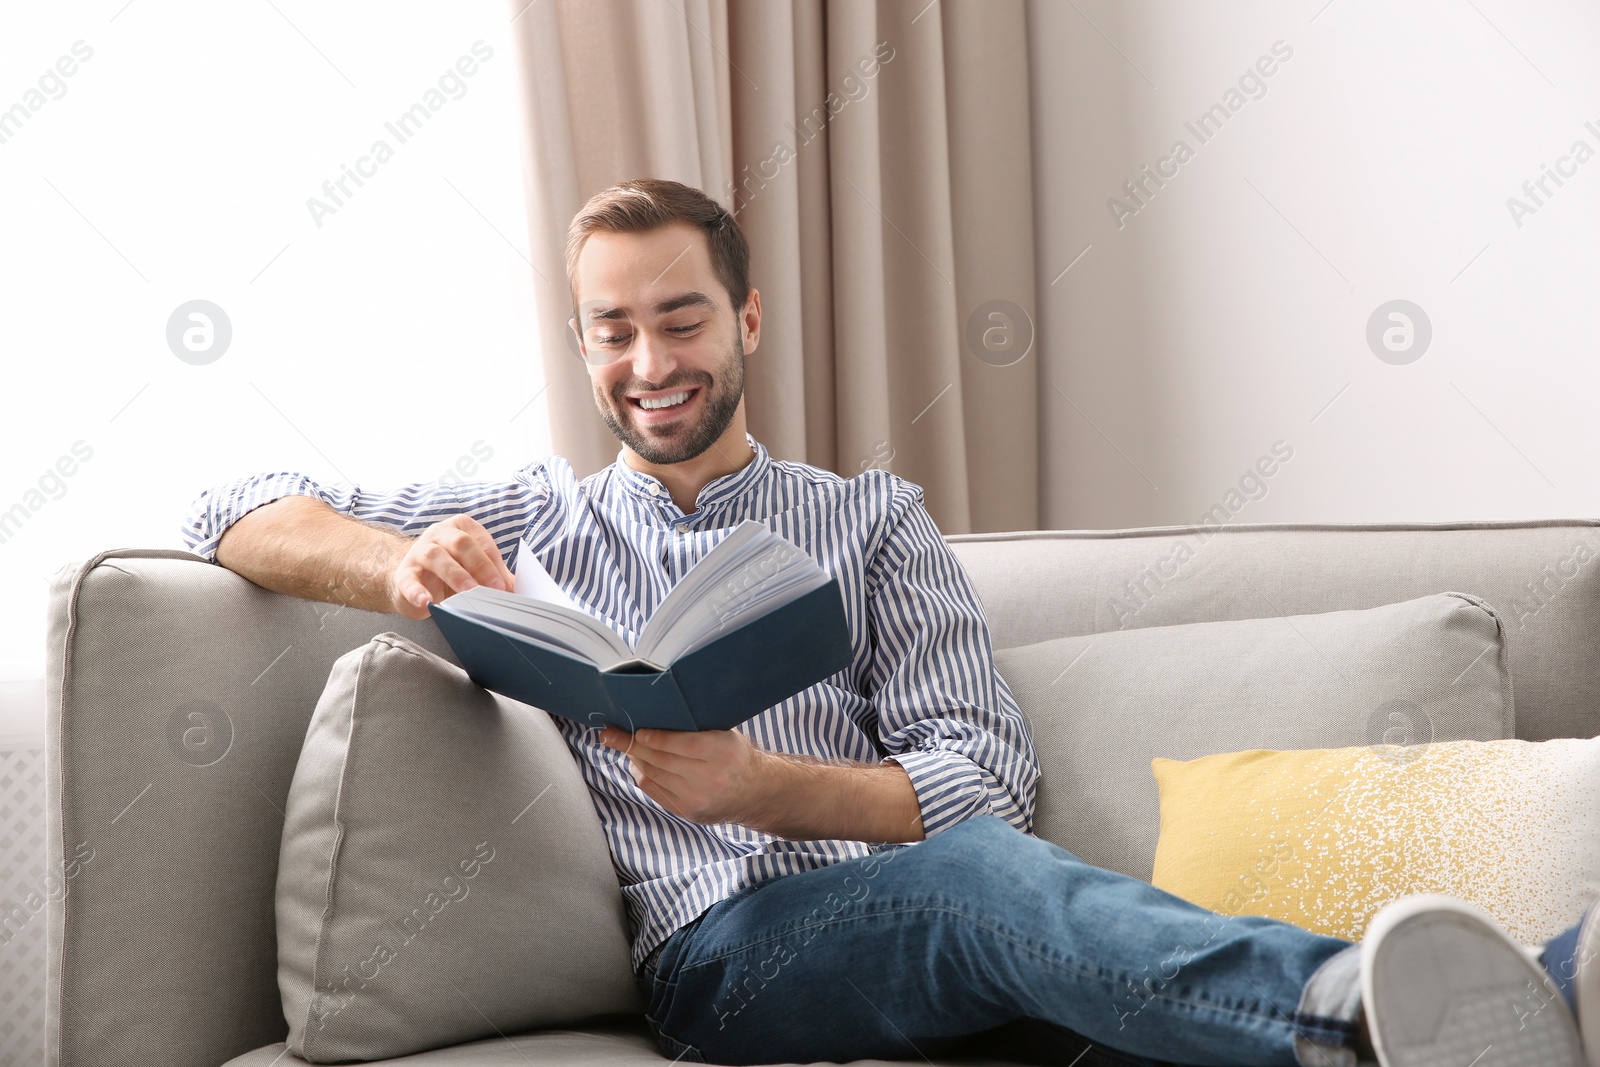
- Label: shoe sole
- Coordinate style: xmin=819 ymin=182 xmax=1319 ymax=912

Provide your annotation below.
xmin=1363 ymin=894 xmax=1585 ymax=1067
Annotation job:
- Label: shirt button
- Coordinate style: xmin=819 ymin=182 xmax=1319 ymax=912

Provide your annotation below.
xmin=675 ymin=523 xmax=690 ymax=533
xmin=647 ymin=483 xmax=662 ymax=496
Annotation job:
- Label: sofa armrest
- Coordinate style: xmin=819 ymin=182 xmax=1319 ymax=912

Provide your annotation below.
xmin=46 ymin=549 xmax=460 ymax=1067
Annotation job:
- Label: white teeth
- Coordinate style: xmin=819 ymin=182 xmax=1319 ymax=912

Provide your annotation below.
xmin=638 ymin=390 xmax=690 ymax=410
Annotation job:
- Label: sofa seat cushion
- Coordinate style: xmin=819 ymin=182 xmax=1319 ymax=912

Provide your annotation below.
xmin=1150 ymin=737 xmax=1600 ymax=944
xmin=276 ymin=633 xmax=642 ymax=1064
xmin=220 ymin=1017 xmax=1041 ymax=1066
xmin=222 ymin=1019 xmax=665 ymax=1066
xmin=995 ymin=592 xmax=1514 ymax=882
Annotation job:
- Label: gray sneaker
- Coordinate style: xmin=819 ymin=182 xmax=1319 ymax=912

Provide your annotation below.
xmin=1361 ymin=894 xmax=1585 ymax=1067
xmin=1572 ymin=902 xmax=1598 ymax=1065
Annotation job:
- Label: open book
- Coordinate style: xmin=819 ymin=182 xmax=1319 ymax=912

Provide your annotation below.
xmin=427 ymin=521 xmax=852 ymax=732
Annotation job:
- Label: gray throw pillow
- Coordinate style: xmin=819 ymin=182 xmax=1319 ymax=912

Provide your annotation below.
xmin=995 ymin=592 xmax=1514 ymax=883
xmin=277 ymin=632 xmax=642 ymax=1063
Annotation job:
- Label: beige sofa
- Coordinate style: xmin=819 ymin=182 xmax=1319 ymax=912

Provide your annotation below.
xmin=44 ymin=519 xmax=1600 ymax=1066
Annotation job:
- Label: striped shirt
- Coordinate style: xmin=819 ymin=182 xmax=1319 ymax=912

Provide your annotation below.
xmin=182 ymin=433 xmax=1039 ymax=969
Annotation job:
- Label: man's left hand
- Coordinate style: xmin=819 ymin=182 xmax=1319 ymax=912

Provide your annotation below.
xmin=598 ymin=726 xmax=775 ymax=826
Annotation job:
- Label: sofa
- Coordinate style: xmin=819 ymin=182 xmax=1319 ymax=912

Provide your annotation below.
xmin=44 ymin=518 xmax=1600 ymax=1067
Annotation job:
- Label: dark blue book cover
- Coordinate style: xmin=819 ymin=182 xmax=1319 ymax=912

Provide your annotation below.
xmin=428 ymin=579 xmax=853 ymax=732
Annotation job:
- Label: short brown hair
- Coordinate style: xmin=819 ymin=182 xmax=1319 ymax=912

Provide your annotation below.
xmin=565 ymin=178 xmax=751 ymax=319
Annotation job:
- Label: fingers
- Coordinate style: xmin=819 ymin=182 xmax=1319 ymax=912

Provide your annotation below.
xmin=430 ymin=518 xmax=504 ymax=589
xmin=599 ymin=727 xmax=670 ymax=766
xmin=617 ymin=740 xmax=700 ymax=777
xmin=599 ymin=729 xmax=699 ymax=786
xmin=599 ymin=728 xmax=751 ymax=824
xmin=619 ymin=749 xmax=694 ymax=800
xmin=600 ymin=727 xmax=721 ymax=765
xmin=631 ymin=770 xmax=689 ymax=819
xmin=413 ymin=541 xmax=474 ymax=594
xmin=393 ymin=568 xmax=453 ymax=619
xmin=452 ymin=515 xmax=516 ymax=592
xmin=629 ymin=728 xmax=717 ymax=758
xmin=393 ymin=515 xmax=515 ymax=613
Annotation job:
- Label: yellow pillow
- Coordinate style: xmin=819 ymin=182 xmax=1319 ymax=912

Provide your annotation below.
xmin=1150 ymin=738 xmax=1600 ymax=944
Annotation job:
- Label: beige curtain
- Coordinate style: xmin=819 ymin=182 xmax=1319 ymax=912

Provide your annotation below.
xmin=508 ymin=0 xmax=1038 ymax=533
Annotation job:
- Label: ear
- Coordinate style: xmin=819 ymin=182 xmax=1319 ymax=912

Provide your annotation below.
xmin=739 ymin=288 xmax=762 ymax=356
xmin=567 ymin=316 xmax=586 ymax=362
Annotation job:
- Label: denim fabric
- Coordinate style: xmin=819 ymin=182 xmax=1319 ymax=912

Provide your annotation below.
xmin=1292 ymin=945 xmax=1373 ymax=1067
xmin=636 ymin=816 xmax=1358 ymax=1066
xmin=1540 ymin=916 xmax=1585 ymax=1012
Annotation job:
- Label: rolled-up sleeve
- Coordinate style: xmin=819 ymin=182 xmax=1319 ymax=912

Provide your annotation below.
xmin=179 ymin=467 xmax=551 ymax=569
xmin=867 ymin=483 xmax=1039 ymax=837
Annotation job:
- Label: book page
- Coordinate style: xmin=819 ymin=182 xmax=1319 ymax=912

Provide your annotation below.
xmin=451 ymin=587 xmax=633 ymax=665
xmin=514 ymin=542 xmax=578 ymax=609
xmin=636 ymin=521 xmax=831 ymax=665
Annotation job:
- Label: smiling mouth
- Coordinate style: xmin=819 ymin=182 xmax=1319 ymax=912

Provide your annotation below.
xmin=627 ymin=387 xmax=698 ymax=412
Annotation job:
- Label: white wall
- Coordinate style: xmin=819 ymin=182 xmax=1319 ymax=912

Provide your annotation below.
xmin=9 ymin=0 xmax=1598 ymax=696
xmin=0 ymin=1 xmax=548 ymax=696
xmin=1029 ymin=0 xmax=1600 ymax=530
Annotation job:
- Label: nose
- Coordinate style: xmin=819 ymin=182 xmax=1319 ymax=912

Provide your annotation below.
xmin=627 ymin=325 xmax=678 ymax=386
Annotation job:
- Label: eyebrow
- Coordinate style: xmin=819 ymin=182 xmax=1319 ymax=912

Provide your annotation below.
xmin=586 ymin=291 xmax=718 ymax=321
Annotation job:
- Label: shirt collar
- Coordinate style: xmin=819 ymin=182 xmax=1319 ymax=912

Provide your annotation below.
xmin=613 ymin=432 xmax=770 ymax=513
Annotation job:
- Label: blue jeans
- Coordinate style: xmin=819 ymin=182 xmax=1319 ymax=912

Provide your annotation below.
xmin=637 ymin=816 xmax=1362 ymax=1066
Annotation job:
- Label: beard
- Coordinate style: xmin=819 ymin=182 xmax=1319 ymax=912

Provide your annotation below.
xmin=595 ymin=336 xmax=745 ymax=465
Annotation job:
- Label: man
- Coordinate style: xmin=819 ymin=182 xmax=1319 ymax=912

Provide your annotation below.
xmin=184 ymin=178 xmax=1596 ymax=1067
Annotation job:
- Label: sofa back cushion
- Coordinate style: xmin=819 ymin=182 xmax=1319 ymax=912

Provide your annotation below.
xmin=994 ymin=592 xmax=1514 ymax=881
xmin=949 ymin=520 xmax=1600 ymax=742
xmin=276 ymin=632 xmax=640 ymax=1063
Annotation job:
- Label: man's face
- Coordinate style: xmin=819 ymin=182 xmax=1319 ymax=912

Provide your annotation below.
xmin=572 ymin=222 xmax=753 ymax=466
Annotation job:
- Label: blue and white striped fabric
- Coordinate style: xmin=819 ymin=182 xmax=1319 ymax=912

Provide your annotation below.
xmin=182 ymin=433 xmax=1039 ymax=969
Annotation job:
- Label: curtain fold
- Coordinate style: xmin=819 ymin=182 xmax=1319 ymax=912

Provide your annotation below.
xmin=509 ymin=0 xmax=1038 ymax=533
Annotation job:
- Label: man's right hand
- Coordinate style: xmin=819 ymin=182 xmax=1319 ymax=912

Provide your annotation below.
xmin=387 ymin=515 xmax=518 ymax=620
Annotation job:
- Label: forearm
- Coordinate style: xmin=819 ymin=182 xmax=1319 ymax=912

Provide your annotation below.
xmin=745 ymin=751 xmax=925 ymax=843
xmin=214 ymin=495 xmax=408 ymax=613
